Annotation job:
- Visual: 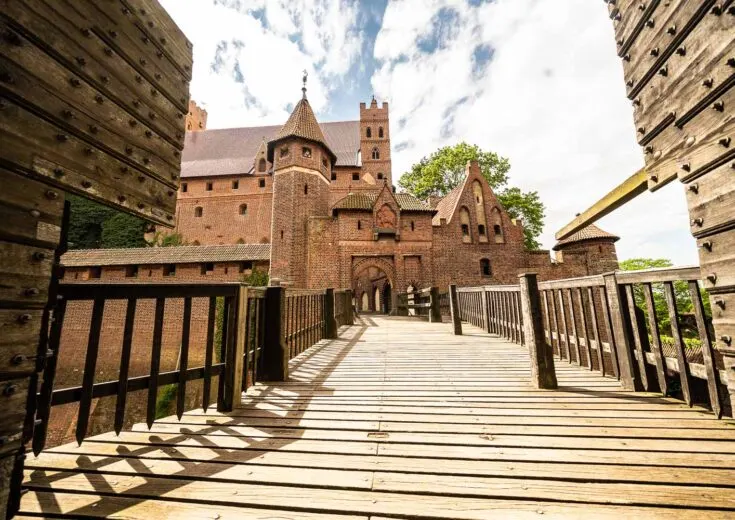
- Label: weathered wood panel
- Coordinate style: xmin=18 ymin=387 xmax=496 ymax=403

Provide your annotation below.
xmin=17 ymin=317 xmax=735 ymax=519
xmin=0 ymin=0 xmax=191 ymax=225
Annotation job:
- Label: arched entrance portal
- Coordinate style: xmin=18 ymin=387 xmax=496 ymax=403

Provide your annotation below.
xmin=352 ymin=257 xmax=396 ymax=314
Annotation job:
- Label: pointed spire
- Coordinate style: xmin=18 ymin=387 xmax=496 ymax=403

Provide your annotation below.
xmin=302 ymin=69 xmax=308 ymax=99
xmin=267 ymin=82 xmax=336 ymax=162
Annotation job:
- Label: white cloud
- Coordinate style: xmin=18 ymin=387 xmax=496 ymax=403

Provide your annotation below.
xmin=374 ymin=0 xmax=698 ymax=265
xmin=160 ymin=0 xmax=363 ymax=128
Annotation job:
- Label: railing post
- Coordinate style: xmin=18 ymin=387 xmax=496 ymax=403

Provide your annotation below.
xmin=259 ymin=285 xmax=288 ymax=381
xmin=345 ymin=289 xmax=354 ymax=324
xmin=602 ymin=272 xmax=641 ymax=391
xmin=448 ymin=284 xmax=463 ymax=335
xmin=519 ymin=273 xmax=558 ymax=389
xmin=220 ymin=285 xmax=248 ymax=412
xmin=429 ymin=287 xmax=441 ymax=323
xmin=324 ymin=288 xmax=338 ymax=339
xmin=481 ymin=287 xmax=490 ymax=333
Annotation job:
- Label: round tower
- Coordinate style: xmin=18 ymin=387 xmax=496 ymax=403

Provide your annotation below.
xmin=267 ymin=78 xmax=335 ymax=287
xmin=553 ymin=224 xmax=620 ymax=274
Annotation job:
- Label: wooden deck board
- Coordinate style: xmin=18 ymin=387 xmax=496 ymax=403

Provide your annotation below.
xmin=20 ymin=316 xmax=735 ymax=518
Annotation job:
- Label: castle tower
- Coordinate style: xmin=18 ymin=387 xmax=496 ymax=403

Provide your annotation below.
xmin=360 ymin=97 xmax=392 ymax=185
xmin=268 ymin=76 xmax=335 ymax=286
xmin=185 ymin=100 xmax=207 ymax=131
xmin=553 ymin=224 xmax=620 ymax=274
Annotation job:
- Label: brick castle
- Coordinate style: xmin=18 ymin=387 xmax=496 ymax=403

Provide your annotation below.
xmin=49 ymin=87 xmax=620 ymax=446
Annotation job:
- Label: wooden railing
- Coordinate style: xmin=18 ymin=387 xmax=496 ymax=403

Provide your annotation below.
xmin=396 ymin=287 xmax=442 ymax=322
xmin=33 ymin=282 xmax=354 ymax=454
xmin=452 ymin=267 xmax=727 ymax=416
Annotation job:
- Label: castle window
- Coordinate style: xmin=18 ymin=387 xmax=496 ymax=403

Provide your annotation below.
xmin=125 ymin=265 xmax=138 ymax=278
xmin=187 ymin=122 xmax=192 ymax=130
xmin=89 ymin=266 xmax=101 ymax=279
xmin=378 ymin=127 xmax=384 ymax=138
xmin=181 ymin=182 xmax=188 ymax=193
xmin=331 ymin=172 xmax=337 ymax=181
xmin=366 ymin=127 xmax=372 ymax=138
xmin=194 ymin=206 xmax=203 ymax=217
xmin=206 ymin=182 xmax=213 ymax=191
xmin=280 ymin=230 xmax=284 ymax=239
xmin=491 ymin=207 xmax=505 ymax=244
xmin=377 ymin=172 xmax=384 ymax=180
xmin=232 ymin=180 xmax=239 ymax=189
xmin=494 ymin=224 xmax=502 ymax=236
xmin=480 ymin=258 xmax=492 ymax=277
xmin=371 ymin=147 xmax=379 ymax=160
xmin=478 ymin=224 xmax=486 ymax=236
xmin=357 ymin=220 xmax=362 ymax=230
xmin=352 ymin=172 xmax=360 ymax=181
xmin=201 ymin=262 xmax=214 ymax=275
xmin=239 ymin=203 xmax=247 ymax=216
xmin=411 ymin=221 xmax=415 ymax=231
xmin=258 ymin=158 xmax=266 ymax=172
xmin=460 ymin=206 xmax=472 ymax=243
xmin=259 ymin=179 xmax=266 ymax=188
xmin=280 ymin=146 xmax=289 ymax=158
xmin=304 ymin=184 xmax=308 ymax=195
xmin=239 ymin=261 xmax=253 ymax=273
xmin=302 ymin=146 xmax=312 ymax=158
xmin=163 ymin=264 xmax=176 ymax=277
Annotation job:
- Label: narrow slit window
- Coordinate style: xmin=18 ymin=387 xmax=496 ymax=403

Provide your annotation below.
xmin=195 ymin=206 xmax=203 ymax=217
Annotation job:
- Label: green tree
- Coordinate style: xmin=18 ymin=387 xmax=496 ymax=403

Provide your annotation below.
xmin=67 ymin=194 xmax=147 ymax=249
xmin=241 ymin=267 xmax=269 ymax=287
xmin=619 ymin=258 xmax=710 ymax=338
xmin=147 ymin=231 xmax=189 ymax=247
xmin=398 ymin=142 xmax=545 ymax=249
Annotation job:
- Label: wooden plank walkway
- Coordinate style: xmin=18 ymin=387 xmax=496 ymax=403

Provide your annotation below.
xmin=19 ymin=316 xmax=735 ymax=519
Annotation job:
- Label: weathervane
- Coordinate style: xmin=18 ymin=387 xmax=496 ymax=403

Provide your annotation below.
xmin=302 ymin=69 xmax=308 ymax=99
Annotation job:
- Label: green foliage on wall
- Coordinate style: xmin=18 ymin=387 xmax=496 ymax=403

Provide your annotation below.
xmin=241 ymin=267 xmax=269 ymax=287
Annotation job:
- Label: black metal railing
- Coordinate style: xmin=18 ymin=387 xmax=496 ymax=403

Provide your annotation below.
xmin=33 ymin=282 xmax=355 ymax=454
xmin=33 ymin=282 xmax=244 ymax=454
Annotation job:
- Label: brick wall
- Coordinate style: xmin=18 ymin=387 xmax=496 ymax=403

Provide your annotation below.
xmin=176 ymin=175 xmax=273 ymax=245
xmin=185 ymin=100 xmax=207 ymax=132
xmin=360 ymin=100 xmax=392 ymax=186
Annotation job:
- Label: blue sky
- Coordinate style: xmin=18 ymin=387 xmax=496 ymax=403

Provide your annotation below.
xmin=161 ymin=0 xmax=698 ymax=266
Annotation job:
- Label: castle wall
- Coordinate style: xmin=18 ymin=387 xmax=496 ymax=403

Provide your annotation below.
xmin=175 ymin=175 xmax=273 ymax=245
xmin=185 ymin=100 xmax=207 ymax=132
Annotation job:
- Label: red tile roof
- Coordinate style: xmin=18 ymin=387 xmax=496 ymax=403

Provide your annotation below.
xmin=269 ymin=98 xmax=335 ymax=161
xmin=182 ymin=120 xmax=360 ymax=178
xmin=62 ymin=244 xmax=271 ymax=266
xmin=332 ymin=191 xmax=433 ymax=212
xmin=553 ymin=224 xmax=620 ymax=250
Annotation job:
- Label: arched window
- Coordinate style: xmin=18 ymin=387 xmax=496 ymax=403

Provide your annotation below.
xmin=194 ymin=206 xmax=203 ymax=217
xmin=371 ymin=147 xmax=379 ymax=160
xmin=239 ymin=203 xmax=247 ymax=216
xmin=460 ymin=207 xmax=472 ymax=243
xmin=366 ymin=127 xmax=372 ymax=138
xmin=491 ymin=207 xmax=505 ymax=244
xmin=478 ymin=224 xmax=486 ymax=236
xmin=379 ymin=127 xmax=384 ymax=138
xmin=258 ymin=158 xmax=266 ymax=172
xmin=480 ymin=258 xmax=491 ymax=277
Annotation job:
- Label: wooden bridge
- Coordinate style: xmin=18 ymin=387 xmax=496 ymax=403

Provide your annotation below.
xmin=18 ymin=313 xmax=735 ymax=519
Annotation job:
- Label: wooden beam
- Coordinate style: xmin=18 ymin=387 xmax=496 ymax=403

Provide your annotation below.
xmin=555 ymin=168 xmax=648 ymax=241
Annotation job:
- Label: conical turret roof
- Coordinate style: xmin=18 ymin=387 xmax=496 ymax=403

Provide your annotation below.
xmin=267 ymin=97 xmax=336 ymax=162
xmin=553 ymin=224 xmax=619 ymax=251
